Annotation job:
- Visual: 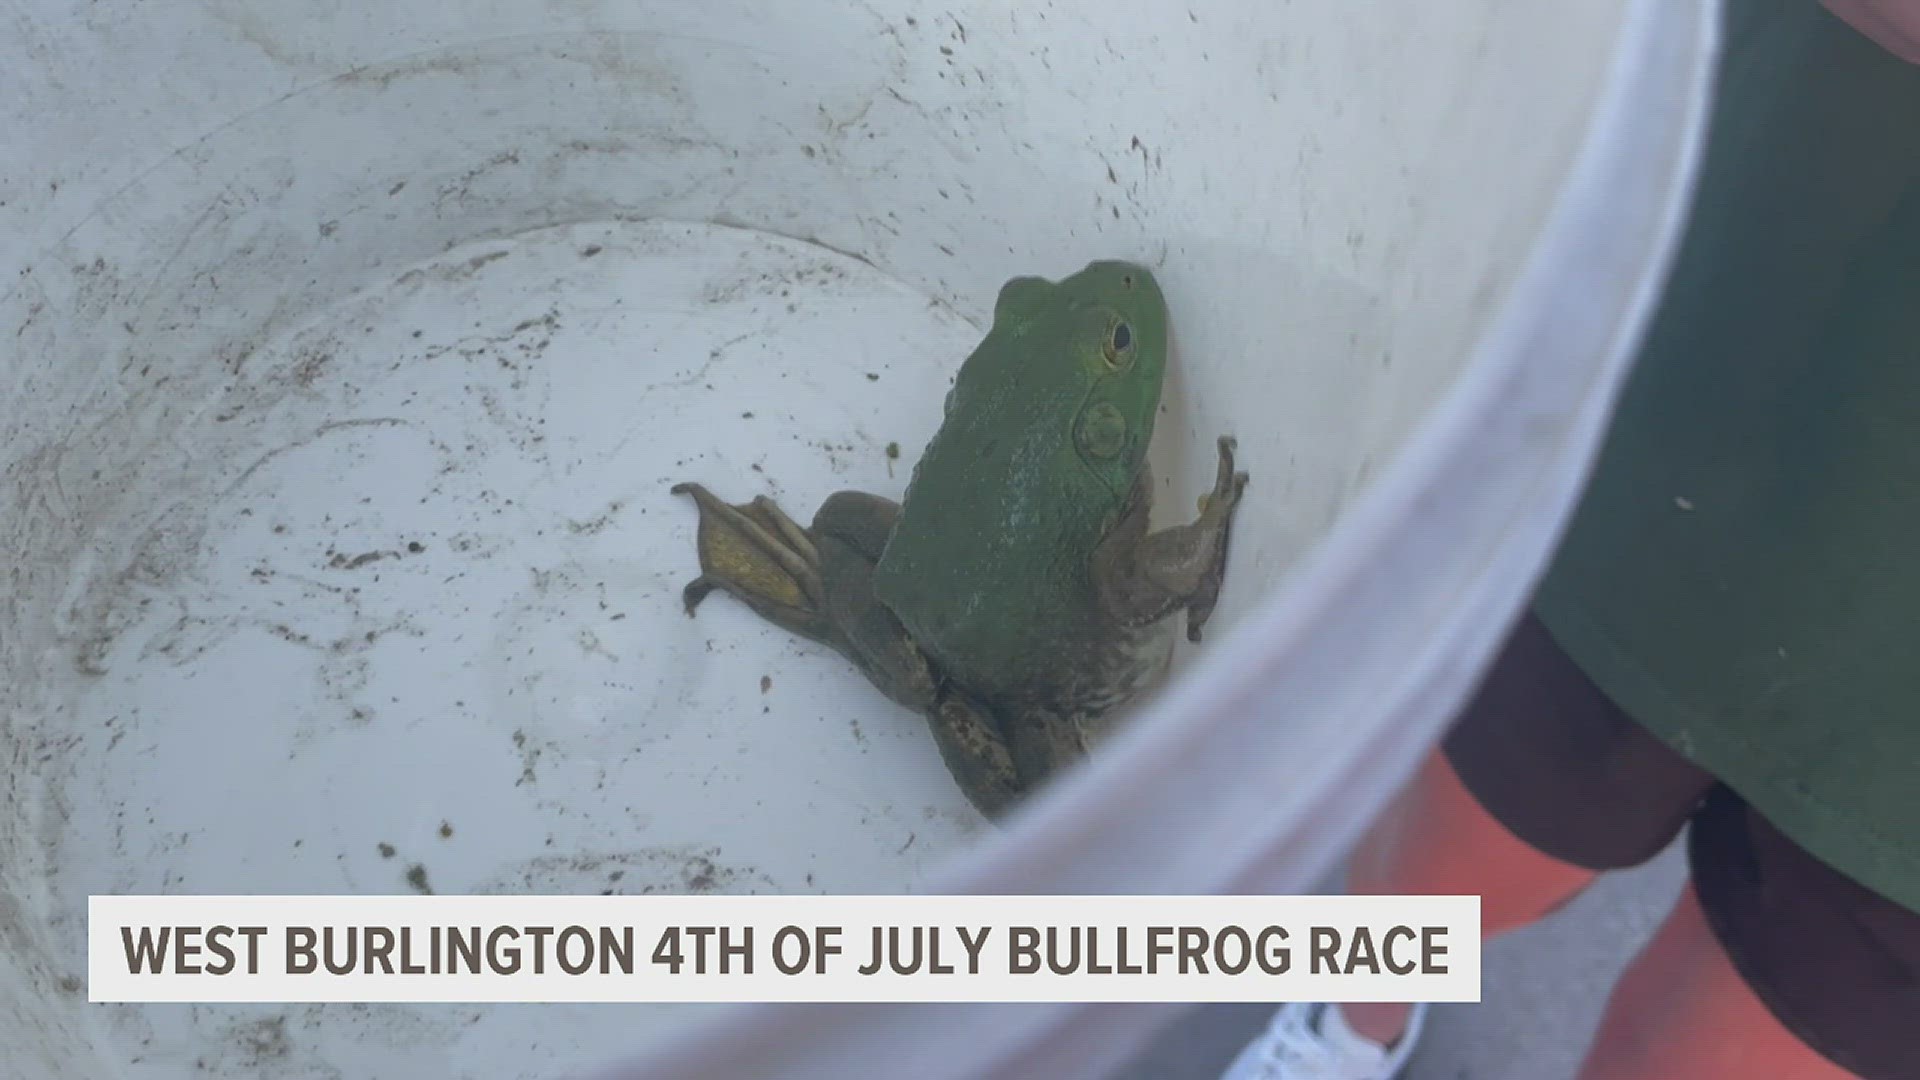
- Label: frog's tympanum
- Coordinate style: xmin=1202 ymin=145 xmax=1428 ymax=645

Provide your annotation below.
xmin=674 ymin=261 xmax=1247 ymax=819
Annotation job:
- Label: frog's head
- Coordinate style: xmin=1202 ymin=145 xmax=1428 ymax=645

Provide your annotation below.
xmin=934 ymin=261 xmax=1169 ymax=512
xmin=1008 ymin=260 xmax=1168 ymax=498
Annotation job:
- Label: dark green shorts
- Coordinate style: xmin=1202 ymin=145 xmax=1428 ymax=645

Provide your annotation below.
xmin=1443 ymin=614 xmax=1918 ymax=1080
xmin=1528 ymin=0 xmax=1920 ymax=922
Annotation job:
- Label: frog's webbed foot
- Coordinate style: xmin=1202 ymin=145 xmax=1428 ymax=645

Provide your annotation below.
xmin=672 ymin=482 xmax=835 ymax=646
xmin=1092 ymin=435 xmax=1250 ymax=643
xmin=1181 ymin=436 xmax=1251 ymax=639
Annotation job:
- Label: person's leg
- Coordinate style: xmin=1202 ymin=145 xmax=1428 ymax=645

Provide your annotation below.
xmin=1220 ymin=615 xmax=1716 ymax=1079
xmin=1335 ymin=613 xmax=1718 ymax=1047
xmin=1574 ymin=882 xmax=1856 ymax=1080
xmin=1684 ymin=788 xmax=1917 ymax=1079
xmin=1347 ymin=749 xmax=1600 ymax=935
xmin=1568 ymin=785 xmax=1920 ymax=1080
xmin=1338 ymin=750 xmax=1598 ymax=1045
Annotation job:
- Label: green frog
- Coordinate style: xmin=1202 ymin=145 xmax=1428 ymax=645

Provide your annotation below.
xmin=673 ymin=260 xmax=1248 ymax=818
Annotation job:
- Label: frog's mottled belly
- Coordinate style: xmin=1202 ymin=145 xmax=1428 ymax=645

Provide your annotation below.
xmin=942 ymin=616 xmax=1177 ymax=738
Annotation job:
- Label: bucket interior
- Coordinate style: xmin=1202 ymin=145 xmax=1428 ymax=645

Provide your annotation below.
xmin=1 ymin=1 xmax=1632 ymax=1075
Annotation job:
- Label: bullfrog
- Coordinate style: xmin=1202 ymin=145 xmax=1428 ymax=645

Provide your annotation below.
xmin=672 ymin=260 xmax=1247 ymax=819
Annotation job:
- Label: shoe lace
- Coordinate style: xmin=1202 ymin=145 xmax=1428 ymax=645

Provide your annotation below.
xmin=1247 ymin=1008 xmax=1348 ymax=1078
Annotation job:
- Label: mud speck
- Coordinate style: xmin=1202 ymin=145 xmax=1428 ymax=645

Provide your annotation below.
xmin=479 ymin=846 xmax=775 ymax=896
xmin=512 ymin=728 xmax=540 ymax=785
xmin=684 ymin=858 xmax=717 ymax=893
xmin=405 ymin=863 xmax=434 ymax=894
xmin=377 ymin=842 xmax=396 ymax=859
xmin=439 ymin=821 xmax=454 ymax=839
xmin=759 ymin=675 xmax=772 ymax=694
xmin=886 ymin=442 xmax=901 ymax=459
xmin=866 ymin=372 xmax=880 ymax=381
xmin=581 ymin=244 xmax=604 ymax=258
xmin=230 ymin=1015 xmax=292 ymax=1064
xmin=327 ymin=549 xmax=392 ymax=570
xmin=56 ymin=974 xmax=83 ymax=995
xmin=567 ymin=500 xmax=627 ymax=537
xmin=288 ymin=344 xmax=333 ymax=388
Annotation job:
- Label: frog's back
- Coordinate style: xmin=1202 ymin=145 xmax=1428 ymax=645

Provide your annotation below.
xmin=870 ymin=261 xmax=1168 ymax=704
xmin=875 ymin=381 xmax=1108 ymax=695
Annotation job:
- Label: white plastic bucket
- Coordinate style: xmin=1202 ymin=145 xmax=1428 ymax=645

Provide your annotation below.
xmin=0 ymin=0 xmax=1716 ymax=1076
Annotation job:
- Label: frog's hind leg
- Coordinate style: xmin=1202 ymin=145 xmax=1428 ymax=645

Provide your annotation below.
xmin=808 ymin=492 xmax=950 ymax=715
xmin=811 ymin=491 xmax=899 ymax=560
xmin=673 ymin=482 xmax=937 ymax=706
xmin=811 ymin=493 xmax=1034 ymax=818
xmin=676 ymin=483 xmax=1030 ymax=820
xmin=922 ymin=687 xmax=1027 ymax=819
xmin=1091 ymin=435 xmax=1250 ymax=643
xmin=672 ymin=482 xmax=836 ymax=647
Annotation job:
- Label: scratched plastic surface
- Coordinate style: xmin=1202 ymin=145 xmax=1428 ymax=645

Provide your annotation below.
xmin=0 ymin=1 xmax=1713 ymax=1077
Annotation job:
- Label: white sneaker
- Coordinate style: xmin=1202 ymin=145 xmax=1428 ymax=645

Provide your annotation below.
xmin=1219 ymin=1001 xmax=1428 ymax=1080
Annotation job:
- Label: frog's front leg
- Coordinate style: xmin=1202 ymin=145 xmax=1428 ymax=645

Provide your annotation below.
xmin=1091 ymin=435 xmax=1250 ymax=642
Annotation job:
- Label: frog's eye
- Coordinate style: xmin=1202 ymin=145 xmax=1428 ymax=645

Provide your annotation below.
xmin=1101 ymin=320 xmax=1135 ymax=370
